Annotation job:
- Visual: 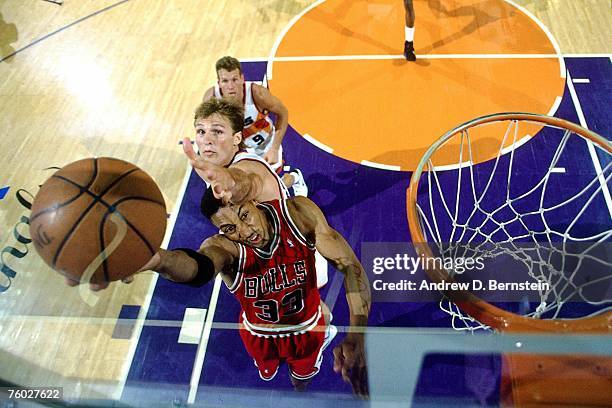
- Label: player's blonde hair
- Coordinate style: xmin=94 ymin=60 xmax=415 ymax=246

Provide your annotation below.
xmin=194 ymin=99 xmax=246 ymax=149
xmin=215 ymin=56 xmax=242 ymax=77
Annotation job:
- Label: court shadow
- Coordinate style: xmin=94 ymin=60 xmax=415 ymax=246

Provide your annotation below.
xmin=421 ymin=0 xmax=508 ymax=54
xmin=255 ymin=0 xmax=312 ymax=24
xmin=305 ymin=0 xmax=399 ymax=55
xmin=391 ymin=57 xmax=431 ymax=67
xmin=307 ymin=167 xmax=404 ymax=216
xmin=0 ymin=13 xmax=19 ymax=63
xmin=424 ymin=56 xmax=549 ymax=111
xmin=367 ymin=136 xmax=503 ymax=170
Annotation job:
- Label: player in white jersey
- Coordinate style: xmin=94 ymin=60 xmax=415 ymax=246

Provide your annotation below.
xmin=202 ymin=56 xmax=307 ymax=196
xmin=184 ymin=98 xmax=327 ymax=288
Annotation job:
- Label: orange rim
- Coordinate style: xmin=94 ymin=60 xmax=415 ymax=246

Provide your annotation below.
xmin=406 ymin=112 xmax=612 ymax=333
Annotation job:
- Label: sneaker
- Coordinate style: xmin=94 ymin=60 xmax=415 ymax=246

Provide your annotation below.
xmin=289 ymin=168 xmax=308 ymax=197
xmin=404 ymin=41 xmax=416 ymax=61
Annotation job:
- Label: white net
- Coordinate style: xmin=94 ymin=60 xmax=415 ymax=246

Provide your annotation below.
xmin=411 ymin=114 xmax=612 ymax=331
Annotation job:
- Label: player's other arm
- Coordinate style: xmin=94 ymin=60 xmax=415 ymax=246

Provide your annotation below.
xmin=139 ymin=235 xmax=237 ymax=286
xmin=290 ymin=198 xmax=371 ymax=326
xmin=289 ymin=197 xmax=370 ymax=397
xmin=252 ymin=84 xmax=288 ymax=165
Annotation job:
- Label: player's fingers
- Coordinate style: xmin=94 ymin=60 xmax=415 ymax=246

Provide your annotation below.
xmin=90 ymin=281 xmax=109 ymax=291
xmin=353 ymin=367 xmax=368 ymax=398
xmin=182 ymin=138 xmax=196 ymax=160
xmin=121 ymin=275 xmax=134 ymax=284
xmin=333 ymin=346 xmax=344 ymax=373
xmin=212 ymin=184 xmax=225 ymax=199
xmin=341 ymin=366 xmax=351 ymax=383
xmin=204 ymin=168 xmax=217 ymax=182
xmin=220 ymin=191 xmax=233 ymax=205
xmin=343 ymin=349 xmax=357 ymax=368
xmin=64 ymin=276 xmax=79 ymax=287
xmin=361 ymin=367 xmax=370 ymax=398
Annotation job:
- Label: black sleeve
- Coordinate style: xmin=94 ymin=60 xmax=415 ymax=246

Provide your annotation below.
xmin=173 ymin=248 xmax=215 ymax=287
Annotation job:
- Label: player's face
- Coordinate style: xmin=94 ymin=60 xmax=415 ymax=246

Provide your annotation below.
xmin=212 ymin=202 xmax=271 ymax=249
xmin=217 ymin=69 xmax=244 ymax=101
xmin=194 ymin=113 xmax=242 ymax=166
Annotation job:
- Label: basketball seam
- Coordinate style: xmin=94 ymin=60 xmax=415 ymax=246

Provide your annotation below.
xmin=51 ymin=165 xmax=140 ymax=269
xmin=111 ymin=196 xmax=166 ymax=209
xmin=30 ymin=160 xmax=100 ymax=222
xmin=98 ymin=200 xmax=159 ymax=282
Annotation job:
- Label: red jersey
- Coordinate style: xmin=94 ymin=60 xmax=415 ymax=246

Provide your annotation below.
xmin=227 ymin=199 xmax=321 ymax=337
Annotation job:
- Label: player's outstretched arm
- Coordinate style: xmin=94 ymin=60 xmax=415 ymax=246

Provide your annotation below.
xmin=288 ymin=197 xmax=371 ymax=397
xmin=252 ymin=84 xmax=288 ymax=166
xmin=182 ymin=137 xmax=263 ymax=204
xmin=138 ymin=235 xmax=237 ymax=286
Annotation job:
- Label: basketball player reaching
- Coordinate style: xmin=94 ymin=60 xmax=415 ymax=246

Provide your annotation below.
xmin=202 ymin=56 xmax=307 ymax=196
xmin=140 ymin=189 xmax=371 ymax=396
xmin=403 ymin=0 xmax=416 ymax=61
xmin=186 ymin=98 xmax=329 ymax=288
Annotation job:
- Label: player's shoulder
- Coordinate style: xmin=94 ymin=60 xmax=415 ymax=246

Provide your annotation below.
xmin=232 ymin=155 xmax=269 ymax=174
xmin=202 ymin=86 xmax=216 ymax=101
xmin=250 ymin=83 xmax=272 ymax=99
xmin=285 ymin=197 xmax=320 ymax=234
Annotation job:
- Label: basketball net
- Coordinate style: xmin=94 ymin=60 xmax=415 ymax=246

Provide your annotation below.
xmin=407 ymin=113 xmax=611 ymax=333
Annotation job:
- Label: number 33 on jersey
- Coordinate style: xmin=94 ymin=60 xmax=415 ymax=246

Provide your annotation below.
xmin=226 ymin=200 xmax=322 ymax=336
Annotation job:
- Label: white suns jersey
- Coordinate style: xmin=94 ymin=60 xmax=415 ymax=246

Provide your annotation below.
xmin=231 ymin=151 xmax=289 ymax=199
xmin=214 ymin=82 xmax=276 ymax=157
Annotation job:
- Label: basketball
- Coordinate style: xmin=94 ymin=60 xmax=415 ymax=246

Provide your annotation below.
xmin=29 ymin=157 xmax=167 ymax=285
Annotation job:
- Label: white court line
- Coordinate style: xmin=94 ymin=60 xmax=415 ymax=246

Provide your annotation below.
xmin=178 ymin=308 xmax=208 ymax=344
xmin=500 ymin=135 xmax=532 ymax=155
xmin=303 ymin=133 xmax=334 ymax=153
xmin=115 ymin=162 xmax=193 ymax=400
xmin=188 ymin=275 xmax=223 ymax=404
xmin=566 ymin=70 xmax=612 ymax=218
xmin=324 ymin=272 xmax=345 ymax=313
xmin=432 ymin=160 xmax=473 ymax=172
xmin=572 ymin=78 xmax=590 ymax=84
xmin=551 ymin=167 xmax=566 ymax=173
xmin=271 ymin=53 xmax=563 ymax=62
xmin=547 ymin=96 xmax=562 ymax=117
xmin=563 ymin=54 xmax=612 ymax=58
xmin=270 ymin=53 xmax=612 ymax=64
xmin=361 ymin=160 xmax=401 ymax=171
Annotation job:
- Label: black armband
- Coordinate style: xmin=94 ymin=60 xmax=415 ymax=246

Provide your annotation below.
xmin=173 ymin=248 xmax=215 ymax=287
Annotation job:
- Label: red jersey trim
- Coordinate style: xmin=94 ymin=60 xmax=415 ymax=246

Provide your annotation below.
xmin=242 ymin=305 xmax=321 ymax=338
xmin=252 ymin=203 xmax=281 ymax=259
xmin=227 ymin=243 xmax=245 ymax=293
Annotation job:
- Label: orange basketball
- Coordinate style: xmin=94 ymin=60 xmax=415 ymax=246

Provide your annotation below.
xmin=29 ymin=157 xmax=167 ymax=284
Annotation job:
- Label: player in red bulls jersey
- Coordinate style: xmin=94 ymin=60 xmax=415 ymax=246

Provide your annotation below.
xmin=138 ymin=188 xmax=371 ymax=396
xmin=184 ymin=98 xmax=328 ymax=288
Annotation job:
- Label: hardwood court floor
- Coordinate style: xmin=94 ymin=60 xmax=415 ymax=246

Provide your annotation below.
xmin=0 ymin=0 xmax=610 ymax=401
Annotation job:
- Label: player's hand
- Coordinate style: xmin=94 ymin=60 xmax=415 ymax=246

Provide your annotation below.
xmin=182 ymin=137 xmax=234 ymax=203
xmin=263 ymin=148 xmax=280 ymax=166
xmin=333 ymin=332 xmax=368 ymax=398
xmin=61 ymin=250 xmax=163 ymax=290
xmin=63 ymin=275 xmax=110 ymax=291
xmin=182 ymin=137 xmax=214 ymax=173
